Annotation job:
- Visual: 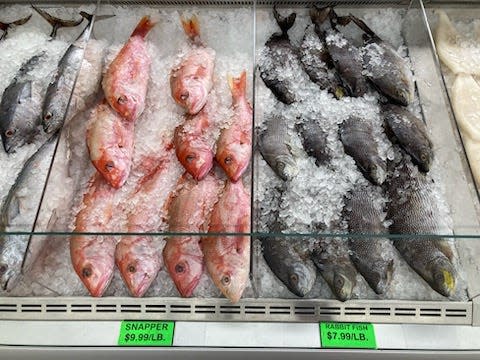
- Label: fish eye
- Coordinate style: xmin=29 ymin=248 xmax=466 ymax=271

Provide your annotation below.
xmin=105 ymin=161 xmax=115 ymax=171
xmin=420 ymin=153 xmax=428 ymax=162
xmin=334 ymin=275 xmax=345 ymax=288
xmin=128 ymin=264 xmax=136 ymax=273
xmin=82 ymin=267 xmax=92 ymax=278
xmin=0 ymin=264 xmax=7 ymax=275
xmin=117 ymin=95 xmax=127 ymax=104
xmin=186 ymin=154 xmax=196 ymax=163
xmin=224 ymin=156 xmax=232 ymax=165
xmin=221 ymin=275 xmax=231 ymax=286
xmin=434 ymin=272 xmax=444 ymax=283
xmin=290 ymin=273 xmax=298 ymax=283
xmin=175 ymin=263 xmax=185 ymax=274
xmin=180 ymin=91 xmax=189 ymax=101
xmin=44 ymin=112 xmax=53 ymax=121
xmin=5 ymin=129 xmax=15 ymax=138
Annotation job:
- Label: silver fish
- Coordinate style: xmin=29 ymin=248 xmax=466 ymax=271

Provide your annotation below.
xmin=386 ymin=159 xmax=456 ymax=297
xmin=343 ymin=183 xmax=393 ymax=294
xmin=259 ymin=114 xmax=298 ymax=181
xmin=339 ymin=116 xmax=386 ymax=185
xmin=0 ymin=135 xmax=58 ymax=291
xmin=42 ymin=12 xmax=98 ymax=134
xmin=0 ymin=54 xmax=46 ymax=153
xmin=382 ymin=104 xmax=433 ymax=172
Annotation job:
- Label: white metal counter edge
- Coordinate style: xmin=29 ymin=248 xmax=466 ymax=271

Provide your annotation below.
xmin=0 ymin=321 xmax=479 ymax=349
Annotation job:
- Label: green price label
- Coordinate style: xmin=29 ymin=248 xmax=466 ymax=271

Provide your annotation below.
xmin=320 ymin=322 xmax=376 ymax=349
xmin=118 ymin=321 xmax=175 ymax=346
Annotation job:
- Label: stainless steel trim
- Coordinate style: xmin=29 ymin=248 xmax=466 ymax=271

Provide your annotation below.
xmin=0 ymin=297 xmax=472 ymax=324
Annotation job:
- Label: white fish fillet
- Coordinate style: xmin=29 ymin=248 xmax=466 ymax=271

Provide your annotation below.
xmin=435 ymin=10 xmax=480 ymax=75
xmin=452 ymin=73 xmax=480 ymax=185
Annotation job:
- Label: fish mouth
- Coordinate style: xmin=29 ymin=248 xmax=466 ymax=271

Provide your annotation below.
xmin=192 ymin=159 xmax=213 ymax=181
xmin=128 ymin=274 xmax=155 ymax=298
xmin=85 ymin=270 xmax=114 ymax=297
xmin=176 ymin=276 xmax=201 ymax=298
xmin=230 ymin=161 xmax=250 ymax=182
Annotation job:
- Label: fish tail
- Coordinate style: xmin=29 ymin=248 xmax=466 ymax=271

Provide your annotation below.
xmin=32 ymin=5 xmax=83 ymax=38
xmin=228 ymin=70 xmax=247 ymax=99
xmin=181 ymin=15 xmax=201 ymax=42
xmin=273 ymin=6 xmax=296 ymax=34
xmin=131 ymin=15 xmax=156 ymax=39
xmin=0 ymin=14 xmax=32 ymax=40
xmin=348 ymin=14 xmax=379 ymax=39
xmin=309 ymin=5 xmax=331 ymax=28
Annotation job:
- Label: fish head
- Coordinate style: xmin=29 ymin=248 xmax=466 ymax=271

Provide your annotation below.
xmin=42 ymin=99 xmax=65 ymax=134
xmin=176 ymin=143 xmax=213 ymax=181
xmin=117 ymin=247 xmax=161 ymax=298
xmin=392 ymin=79 xmax=414 ymax=106
xmin=2 ymin=125 xmax=30 ymax=153
xmin=172 ymin=76 xmax=209 ymax=115
xmin=331 ymin=271 xmax=354 ymax=301
xmin=0 ymin=239 xmax=24 ymax=292
xmin=412 ymin=145 xmax=433 ymax=173
xmin=286 ymin=261 xmax=316 ymax=297
xmin=217 ymin=145 xmax=251 ymax=182
xmin=93 ymin=156 xmax=131 ymax=189
xmin=366 ymin=161 xmax=387 ymax=186
xmin=164 ymin=243 xmax=203 ymax=297
xmin=430 ymin=257 xmax=456 ymax=297
xmin=275 ymin=155 xmax=298 ymax=181
xmin=211 ymin=263 xmax=249 ymax=303
xmin=72 ymin=244 xmax=114 ymax=297
xmin=110 ymin=92 xmax=142 ymax=122
xmin=368 ymin=259 xmax=394 ymax=295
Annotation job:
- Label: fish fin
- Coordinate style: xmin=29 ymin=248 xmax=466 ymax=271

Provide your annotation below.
xmin=436 ymin=240 xmax=455 ymax=262
xmin=228 ymin=70 xmax=247 ymax=99
xmin=273 ymin=6 xmax=296 ymax=34
xmin=131 ymin=15 xmax=156 ymax=39
xmin=31 ymin=5 xmax=83 ymax=38
xmin=181 ymin=15 xmax=201 ymax=43
xmin=348 ymin=14 xmax=381 ymax=41
xmin=80 ymin=11 xmax=115 ymax=23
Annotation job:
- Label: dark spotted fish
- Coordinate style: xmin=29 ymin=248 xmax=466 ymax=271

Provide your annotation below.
xmin=382 ymin=104 xmax=433 ymax=172
xmin=343 ymin=183 xmax=393 ymax=294
xmin=259 ymin=113 xmax=298 ymax=181
xmin=339 ymin=116 xmax=386 ymax=185
xmin=299 ymin=25 xmax=344 ymax=98
xmin=349 ymin=15 xmax=414 ymax=106
xmin=311 ymin=235 xmax=357 ymax=301
xmin=258 ymin=7 xmax=301 ymax=104
xmin=386 ymin=159 xmax=456 ymax=297
xmin=311 ymin=6 xmax=368 ymax=97
xmin=295 ymin=117 xmax=330 ymax=166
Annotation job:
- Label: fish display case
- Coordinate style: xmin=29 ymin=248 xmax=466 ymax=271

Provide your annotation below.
xmin=1 ymin=0 xmax=480 ymax=357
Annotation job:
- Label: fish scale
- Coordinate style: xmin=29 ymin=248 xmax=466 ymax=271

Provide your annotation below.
xmin=339 ymin=116 xmax=386 ymax=186
xmin=344 ymin=183 xmax=394 ymax=295
xmin=386 ymin=159 xmax=456 ymax=297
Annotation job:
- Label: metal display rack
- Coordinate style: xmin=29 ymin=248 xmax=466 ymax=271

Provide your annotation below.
xmin=1 ymin=0 xmax=480 ymax=357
